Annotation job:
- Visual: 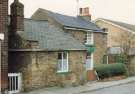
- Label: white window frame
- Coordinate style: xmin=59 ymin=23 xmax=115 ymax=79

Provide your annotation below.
xmin=57 ymin=52 xmax=69 ymax=73
xmin=85 ymin=32 xmax=94 ymax=45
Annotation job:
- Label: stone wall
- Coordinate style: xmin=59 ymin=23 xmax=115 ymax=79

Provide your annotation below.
xmin=93 ymin=32 xmax=107 ymax=64
xmin=9 ymin=51 xmax=86 ymax=91
xmin=65 ymin=29 xmax=107 ymax=64
xmin=95 ymin=20 xmax=135 ymax=65
xmin=32 ymin=10 xmax=107 ymax=65
xmin=95 ymin=20 xmax=127 ymax=47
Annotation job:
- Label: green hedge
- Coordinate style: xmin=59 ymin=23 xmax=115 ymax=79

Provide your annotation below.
xmin=94 ymin=63 xmax=128 ymax=79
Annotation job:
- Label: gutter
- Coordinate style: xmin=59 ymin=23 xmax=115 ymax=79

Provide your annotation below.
xmin=63 ymin=26 xmax=103 ymax=33
xmin=9 ymin=49 xmax=86 ymax=52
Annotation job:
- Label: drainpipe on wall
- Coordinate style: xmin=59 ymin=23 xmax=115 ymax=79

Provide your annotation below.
xmin=0 ymin=33 xmax=5 ymax=94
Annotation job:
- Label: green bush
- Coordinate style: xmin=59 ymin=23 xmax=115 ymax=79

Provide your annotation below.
xmin=94 ymin=63 xmax=128 ymax=79
xmin=114 ymin=55 xmax=125 ymax=63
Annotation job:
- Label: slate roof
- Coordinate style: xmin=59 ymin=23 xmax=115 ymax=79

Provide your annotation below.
xmin=101 ymin=18 xmax=135 ymax=32
xmin=18 ymin=19 xmax=86 ymax=51
xmin=32 ymin=8 xmax=102 ymax=32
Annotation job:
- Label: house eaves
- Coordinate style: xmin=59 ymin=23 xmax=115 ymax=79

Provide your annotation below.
xmin=9 ymin=49 xmax=86 ymax=52
xmin=63 ymin=26 xmax=103 ymax=33
xmin=64 ymin=26 xmax=93 ymax=32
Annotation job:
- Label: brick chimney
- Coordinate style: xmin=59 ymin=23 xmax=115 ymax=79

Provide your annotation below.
xmin=0 ymin=0 xmax=8 ymax=93
xmin=79 ymin=7 xmax=91 ymax=21
xmin=10 ymin=0 xmax=24 ymax=32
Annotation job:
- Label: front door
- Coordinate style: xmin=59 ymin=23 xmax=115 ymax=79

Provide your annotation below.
xmin=86 ymin=53 xmax=93 ymax=70
xmin=86 ymin=53 xmax=95 ymax=81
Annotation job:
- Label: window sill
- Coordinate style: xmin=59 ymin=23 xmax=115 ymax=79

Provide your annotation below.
xmin=56 ymin=71 xmax=71 ymax=74
xmin=85 ymin=43 xmax=94 ymax=46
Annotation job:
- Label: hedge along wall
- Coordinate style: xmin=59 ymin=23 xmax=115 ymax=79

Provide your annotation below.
xmin=94 ymin=63 xmax=128 ymax=79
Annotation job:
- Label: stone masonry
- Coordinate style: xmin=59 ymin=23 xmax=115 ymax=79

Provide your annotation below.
xmin=9 ymin=51 xmax=86 ymax=91
xmin=31 ymin=6 xmax=108 ymax=65
xmin=95 ymin=19 xmax=127 ymax=47
xmin=8 ymin=1 xmax=107 ymax=91
xmin=65 ymin=29 xmax=107 ymax=64
xmin=93 ymin=32 xmax=107 ymax=64
xmin=31 ymin=8 xmax=108 ymax=64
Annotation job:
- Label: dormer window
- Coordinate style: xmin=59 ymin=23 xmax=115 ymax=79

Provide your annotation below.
xmin=85 ymin=32 xmax=94 ymax=45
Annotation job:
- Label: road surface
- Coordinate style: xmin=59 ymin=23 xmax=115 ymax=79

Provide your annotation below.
xmin=80 ymin=82 xmax=135 ymax=94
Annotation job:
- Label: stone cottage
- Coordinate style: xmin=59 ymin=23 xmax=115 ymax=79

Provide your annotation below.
xmin=9 ymin=0 xmax=87 ymax=91
xmin=8 ymin=0 xmax=107 ymax=92
xmin=0 ymin=0 xmax=8 ymax=93
xmin=95 ymin=18 xmax=135 ymax=72
xmin=9 ymin=18 xmax=87 ymax=91
xmin=95 ymin=18 xmax=135 ymax=48
xmin=31 ymin=8 xmax=107 ymax=80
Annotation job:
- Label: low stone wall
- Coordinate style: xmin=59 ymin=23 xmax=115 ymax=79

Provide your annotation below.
xmin=9 ymin=51 xmax=86 ymax=91
xmin=129 ymin=56 xmax=135 ymax=76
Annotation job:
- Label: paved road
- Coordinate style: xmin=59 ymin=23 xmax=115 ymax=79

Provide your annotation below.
xmin=80 ymin=82 xmax=135 ymax=94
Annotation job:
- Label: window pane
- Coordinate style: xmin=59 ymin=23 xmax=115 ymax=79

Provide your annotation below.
xmin=58 ymin=53 xmax=62 ymax=59
xmin=57 ymin=52 xmax=68 ymax=72
xmin=63 ymin=59 xmax=67 ymax=71
xmin=63 ymin=52 xmax=67 ymax=59
xmin=86 ymin=53 xmax=92 ymax=70
xmin=86 ymin=32 xmax=93 ymax=44
xmin=57 ymin=53 xmax=62 ymax=72
xmin=86 ymin=59 xmax=91 ymax=70
xmin=57 ymin=60 xmax=62 ymax=71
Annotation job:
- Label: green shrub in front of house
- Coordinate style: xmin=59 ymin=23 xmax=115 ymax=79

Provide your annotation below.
xmin=94 ymin=63 xmax=129 ymax=79
xmin=114 ymin=55 xmax=125 ymax=63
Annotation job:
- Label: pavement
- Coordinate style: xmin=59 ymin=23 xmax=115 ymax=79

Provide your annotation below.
xmin=21 ymin=76 xmax=135 ymax=94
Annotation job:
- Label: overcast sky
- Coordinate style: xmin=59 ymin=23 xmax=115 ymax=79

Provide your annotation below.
xmin=9 ymin=0 xmax=135 ymax=24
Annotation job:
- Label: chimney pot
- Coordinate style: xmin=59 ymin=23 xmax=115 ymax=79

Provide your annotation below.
xmin=79 ymin=7 xmax=91 ymax=21
xmin=79 ymin=7 xmax=90 ymax=16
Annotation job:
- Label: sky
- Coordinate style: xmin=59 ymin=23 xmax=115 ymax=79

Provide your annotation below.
xmin=9 ymin=0 xmax=135 ymax=24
